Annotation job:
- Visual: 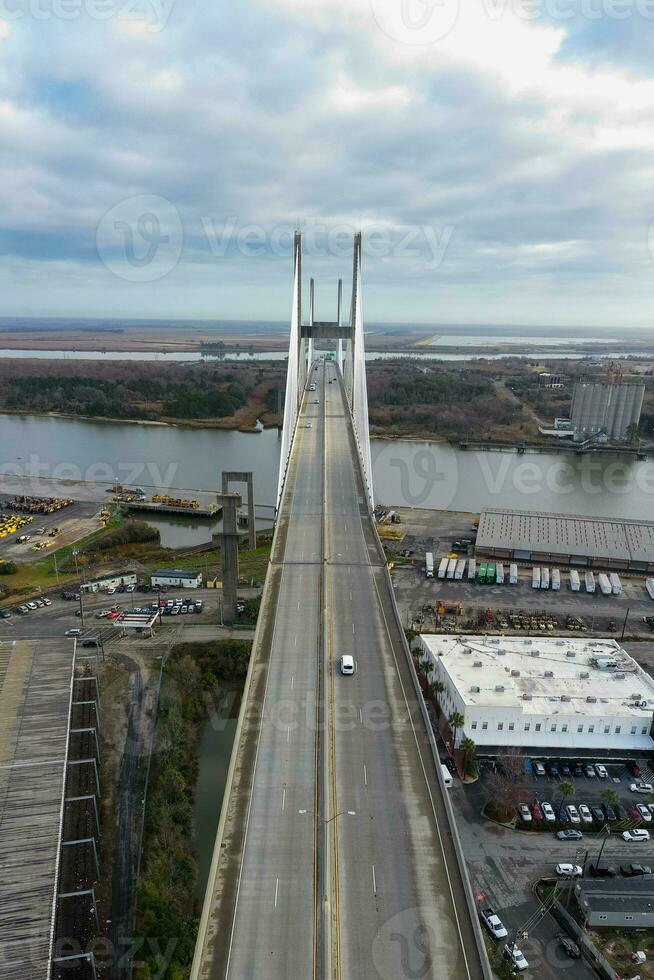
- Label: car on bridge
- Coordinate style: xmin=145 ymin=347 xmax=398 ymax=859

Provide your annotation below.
xmin=340 ymin=654 xmax=354 ymax=675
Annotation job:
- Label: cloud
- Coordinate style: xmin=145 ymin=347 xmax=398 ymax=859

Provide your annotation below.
xmin=0 ymin=0 xmax=652 ymax=325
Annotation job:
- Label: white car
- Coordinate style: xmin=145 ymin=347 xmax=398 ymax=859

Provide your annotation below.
xmin=556 ymin=863 xmax=583 ymax=878
xmin=595 ymin=764 xmax=608 ymax=778
xmin=340 ymin=654 xmax=354 ymax=675
xmin=631 ymin=783 xmax=654 ymax=794
xmin=578 ymin=804 xmax=593 ymax=825
xmin=623 ymin=829 xmax=651 ymax=842
xmin=27 ymin=601 xmax=37 ymax=610
xmin=42 ymin=597 xmax=51 ymax=605
xmin=518 ymin=804 xmax=532 ymax=823
xmin=107 ymin=587 xmax=116 ymax=595
xmin=504 ymin=945 xmax=528 ymax=971
xmin=541 ymin=801 xmax=556 ymax=823
xmin=636 ymin=804 xmax=653 ymax=824
xmin=65 ymin=628 xmax=81 ymax=637
xmin=126 ymin=584 xmax=135 ymax=592
xmin=567 ymin=805 xmax=581 ymax=824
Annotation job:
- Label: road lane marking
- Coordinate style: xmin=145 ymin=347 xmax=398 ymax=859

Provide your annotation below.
xmin=352 ymin=623 xmax=355 ymax=634
xmin=287 ymin=726 xmax=291 ymax=742
xmin=371 ymin=865 xmax=377 ymax=895
xmin=274 ymin=877 xmax=279 ymax=908
xmin=363 ymin=765 xmax=367 ymax=786
xmin=282 ymin=788 xmax=286 ymax=811
xmin=349 ymin=591 xmax=352 ymax=601
xmin=359 ymin=707 xmax=363 ymax=724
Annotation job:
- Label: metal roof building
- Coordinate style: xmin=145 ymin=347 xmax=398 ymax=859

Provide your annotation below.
xmin=0 ymin=638 xmax=75 ymax=980
xmin=475 ymin=508 xmax=654 ymax=571
xmin=575 ymin=878 xmax=654 ymax=928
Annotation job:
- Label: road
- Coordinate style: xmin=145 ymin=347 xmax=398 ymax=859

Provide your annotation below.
xmin=192 ymin=361 xmax=487 ymax=980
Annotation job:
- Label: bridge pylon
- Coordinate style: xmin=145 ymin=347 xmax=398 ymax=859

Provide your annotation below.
xmin=276 ymin=232 xmax=374 ymax=512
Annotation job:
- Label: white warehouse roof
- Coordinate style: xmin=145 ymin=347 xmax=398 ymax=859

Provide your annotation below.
xmin=419 ymin=634 xmax=654 ymax=722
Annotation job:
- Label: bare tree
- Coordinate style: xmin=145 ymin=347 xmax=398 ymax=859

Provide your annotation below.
xmin=485 ymin=748 xmax=528 ymax=822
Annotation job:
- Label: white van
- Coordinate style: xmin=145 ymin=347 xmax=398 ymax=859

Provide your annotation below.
xmin=340 ymin=655 xmax=354 ymax=675
xmin=440 ymin=764 xmax=453 ymax=788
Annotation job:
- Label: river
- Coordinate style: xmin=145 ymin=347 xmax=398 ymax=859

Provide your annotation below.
xmin=1 ymin=413 xmax=653 ymax=526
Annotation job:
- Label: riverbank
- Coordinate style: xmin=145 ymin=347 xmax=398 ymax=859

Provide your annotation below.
xmin=0 ymin=406 xmax=280 ymax=432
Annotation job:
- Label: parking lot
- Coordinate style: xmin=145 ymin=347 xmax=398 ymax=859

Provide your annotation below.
xmin=451 ymin=758 xmax=654 ymax=979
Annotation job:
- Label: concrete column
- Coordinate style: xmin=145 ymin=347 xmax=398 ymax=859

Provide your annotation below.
xmin=216 ymin=490 xmax=241 ymax=623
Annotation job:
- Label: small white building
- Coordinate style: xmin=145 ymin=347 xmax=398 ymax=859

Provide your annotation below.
xmin=418 ymin=634 xmax=654 ymax=751
xmin=81 ymin=571 xmax=137 ymax=593
xmin=151 ymin=568 xmax=202 ymax=589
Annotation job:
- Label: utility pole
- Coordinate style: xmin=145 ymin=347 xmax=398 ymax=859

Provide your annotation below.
xmin=596 ymin=825 xmax=611 ymax=866
xmin=621 ymin=605 xmax=630 ymax=641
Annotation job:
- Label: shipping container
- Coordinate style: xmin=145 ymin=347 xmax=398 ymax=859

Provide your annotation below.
xmin=585 ymin=571 xmax=596 ymax=594
xmin=609 ymin=572 xmax=622 ymax=596
xmin=477 ymin=562 xmax=488 ymax=584
xmin=446 ymin=558 xmax=457 ymax=580
xmin=467 ymin=559 xmax=476 ymax=581
xmin=532 ymin=567 xmax=541 ymax=589
xmin=437 ymin=557 xmax=449 ymax=580
xmin=569 ymin=570 xmax=580 ymax=592
xmin=455 ymin=559 xmax=466 ymax=581
xmin=426 ymin=552 xmax=434 ymax=578
xmin=509 ymin=563 xmax=518 ymax=585
xmin=541 ymin=567 xmax=550 ymax=590
xmin=598 ymin=573 xmax=612 ymax=596
xmin=487 ymin=562 xmax=496 ymax=585
xmin=495 ymin=562 xmax=505 ymax=585
xmin=551 ymin=568 xmax=561 ymax=592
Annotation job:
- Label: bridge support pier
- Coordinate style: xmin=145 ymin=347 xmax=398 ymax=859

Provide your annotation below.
xmin=216 ymin=488 xmax=241 ymax=623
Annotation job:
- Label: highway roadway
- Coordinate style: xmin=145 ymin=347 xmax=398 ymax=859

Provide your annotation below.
xmin=192 ymin=361 xmax=487 ymax=980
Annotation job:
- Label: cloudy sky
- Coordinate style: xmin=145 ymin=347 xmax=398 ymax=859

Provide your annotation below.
xmin=1 ymin=0 xmax=654 ymax=327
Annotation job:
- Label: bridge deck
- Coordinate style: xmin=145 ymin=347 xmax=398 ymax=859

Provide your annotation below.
xmin=192 ymin=361 xmax=487 ymax=979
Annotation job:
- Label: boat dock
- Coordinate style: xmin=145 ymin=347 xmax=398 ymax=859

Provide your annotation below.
xmin=126 ymin=501 xmax=221 ymax=518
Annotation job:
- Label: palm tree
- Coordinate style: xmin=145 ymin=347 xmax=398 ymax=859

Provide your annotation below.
xmin=460 ymin=737 xmax=477 ymax=777
xmin=602 ymin=788 xmax=619 ymax=809
xmin=448 ymin=710 xmax=465 ymax=750
xmin=557 ymin=780 xmax=576 ymax=820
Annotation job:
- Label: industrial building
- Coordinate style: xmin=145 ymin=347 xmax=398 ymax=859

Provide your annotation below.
xmin=151 ymin=568 xmax=202 ymax=589
xmin=476 ymin=508 xmax=654 ymax=572
xmin=575 ymin=878 xmax=654 ymax=929
xmin=570 ymin=380 xmax=644 ymax=442
xmin=417 ymin=634 xmax=654 ymax=751
xmin=81 ymin=571 xmax=137 ymax=593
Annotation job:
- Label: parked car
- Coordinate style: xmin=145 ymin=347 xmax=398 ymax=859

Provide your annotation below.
xmin=547 ymin=763 xmax=560 ymax=779
xmin=479 ymin=907 xmax=508 ymax=940
xmin=585 ymin=764 xmax=596 ymax=778
xmin=602 ymin=803 xmax=617 ymax=822
xmin=614 ymin=804 xmax=626 ymax=821
xmin=637 ymin=804 xmax=652 ymax=823
xmin=557 ymin=934 xmax=580 ymax=958
xmin=64 ymin=628 xmax=81 ymax=636
xmin=591 ymin=806 xmax=605 ymax=824
xmin=81 ymin=639 xmax=98 ymax=649
xmin=107 ymin=587 xmax=116 ymax=595
xmin=556 ymin=864 xmax=583 ymax=878
xmin=503 ymin=945 xmax=528 ymax=972
xmin=560 ymin=762 xmax=572 ymax=777
xmin=627 ymin=761 xmax=643 ymax=778
xmin=567 ymin=805 xmax=581 ymax=824
xmin=595 ymin=764 xmax=608 ymax=778
xmin=631 ymin=782 xmax=654 ymax=794
xmin=588 ymin=864 xmax=616 ymax=878
xmin=556 ymin=829 xmax=582 ymax=841
xmin=578 ymin=805 xmax=593 ymax=825
xmin=27 ymin=601 xmax=37 ymax=610
xmin=573 ymin=763 xmax=585 ymax=778
xmin=531 ymin=802 xmax=544 ymax=821
xmin=623 ymin=829 xmax=651 ymax=842
xmin=533 ymin=761 xmax=546 ymax=777
xmin=42 ymin=597 xmax=51 ymax=605
xmin=541 ymin=802 xmax=556 ymax=822
xmin=0 ymin=609 xmax=11 ymax=618
xmin=621 ymin=862 xmax=653 ymax=875
xmin=518 ymin=805 xmax=532 ymax=823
